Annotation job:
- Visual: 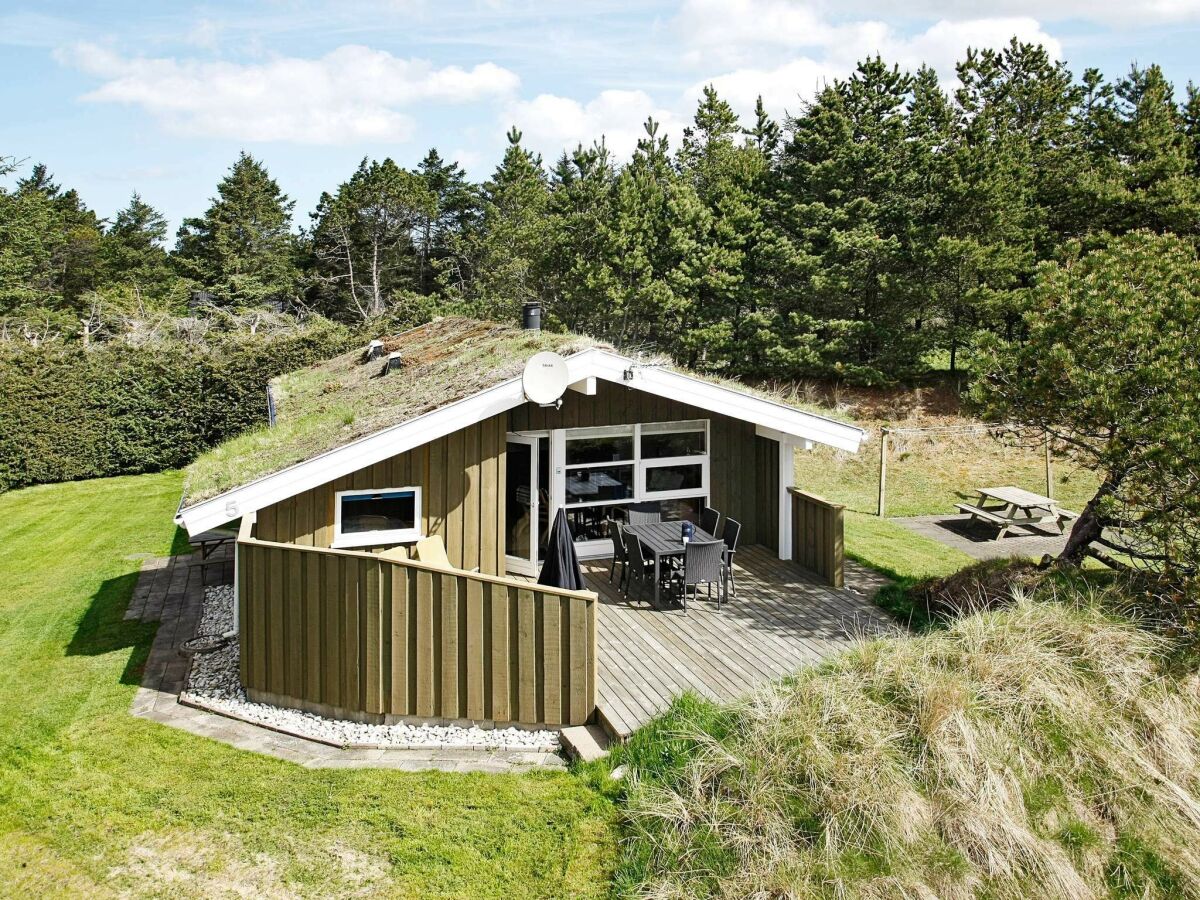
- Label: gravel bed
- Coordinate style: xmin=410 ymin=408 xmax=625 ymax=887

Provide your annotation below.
xmin=182 ymin=584 xmax=561 ymax=753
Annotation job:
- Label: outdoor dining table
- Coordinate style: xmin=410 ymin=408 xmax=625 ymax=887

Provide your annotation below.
xmin=626 ymin=520 xmax=721 ymax=607
xmin=956 ymin=485 xmax=1078 ymax=540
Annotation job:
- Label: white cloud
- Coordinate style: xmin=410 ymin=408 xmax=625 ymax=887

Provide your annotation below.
xmin=504 ymin=90 xmax=687 ymax=162
xmin=681 ymin=5 xmax=1062 ymax=121
xmin=57 ymin=42 xmax=520 ymax=145
xmin=810 ymin=0 xmax=1200 ymax=25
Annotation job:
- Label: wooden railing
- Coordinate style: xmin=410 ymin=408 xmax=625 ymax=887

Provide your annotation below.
xmin=236 ymin=519 xmax=597 ymax=727
xmin=789 ymin=488 xmax=845 ymax=588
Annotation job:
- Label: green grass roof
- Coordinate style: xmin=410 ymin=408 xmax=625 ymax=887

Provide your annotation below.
xmin=184 ymin=317 xmax=600 ymax=504
xmin=183 ymin=316 xmax=858 ymax=507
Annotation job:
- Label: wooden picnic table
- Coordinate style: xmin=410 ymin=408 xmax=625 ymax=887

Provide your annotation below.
xmin=626 ymin=520 xmax=722 ymax=607
xmin=956 ymin=485 xmax=1078 ymax=540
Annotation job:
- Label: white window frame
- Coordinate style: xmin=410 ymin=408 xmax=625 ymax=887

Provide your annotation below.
xmin=332 ymin=485 xmax=423 ymax=548
xmin=560 ymin=419 xmax=710 ymax=558
xmin=638 ymin=420 xmax=709 ymax=500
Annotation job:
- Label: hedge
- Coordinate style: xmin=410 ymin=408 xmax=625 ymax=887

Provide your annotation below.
xmin=0 ymin=321 xmax=353 ymax=492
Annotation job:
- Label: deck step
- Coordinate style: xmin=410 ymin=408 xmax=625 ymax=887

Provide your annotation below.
xmin=559 ymin=724 xmax=612 ymax=762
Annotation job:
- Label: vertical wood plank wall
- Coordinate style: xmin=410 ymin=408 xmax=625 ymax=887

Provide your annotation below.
xmin=510 ymin=380 xmax=766 ymax=545
xmin=789 ymin=488 xmax=845 ymax=587
xmin=238 ymin=532 xmax=597 ymax=727
xmin=754 ymin=435 xmax=780 ymax=551
xmin=254 ymin=413 xmax=508 ymax=575
xmin=255 ymin=379 xmax=772 ymax=572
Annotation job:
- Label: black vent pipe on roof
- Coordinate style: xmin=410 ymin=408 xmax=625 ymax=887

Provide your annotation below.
xmin=522 ymin=301 xmax=542 ymax=332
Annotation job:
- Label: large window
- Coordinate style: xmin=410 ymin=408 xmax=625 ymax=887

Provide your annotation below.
xmin=333 ymin=487 xmax=422 ymax=548
xmin=562 ymin=420 xmax=709 ymax=548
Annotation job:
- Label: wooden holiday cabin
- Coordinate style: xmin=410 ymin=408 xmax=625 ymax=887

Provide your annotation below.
xmin=176 ymin=316 xmax=864 ymax=730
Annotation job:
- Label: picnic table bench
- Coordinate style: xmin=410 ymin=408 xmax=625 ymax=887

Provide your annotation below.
xmin=956 ymin=486 xmax=1078 ymax=540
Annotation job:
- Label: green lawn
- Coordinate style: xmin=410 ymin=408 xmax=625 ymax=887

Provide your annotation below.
xmin=0 ymin=473 xmax=615 ymax=898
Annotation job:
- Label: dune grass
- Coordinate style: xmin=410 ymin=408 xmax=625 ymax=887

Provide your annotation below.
xmin=0 ymin=473 xmax=615 ymax=898
xmin=608 ymin=578 xmax=1200 ymax=898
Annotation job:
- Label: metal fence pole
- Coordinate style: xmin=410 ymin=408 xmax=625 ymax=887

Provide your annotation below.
xmin=877 ymin=427 xmax=889 ymax=517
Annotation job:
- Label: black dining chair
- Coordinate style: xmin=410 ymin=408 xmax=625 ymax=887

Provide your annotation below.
xmin=699 ymin=506 xmax=720 ymax=537
xmin=721 ymin=517 xmax=742 ymax=598
xmin=622 ymin=525 xmax=657 ymax=600
xmin=627 ymin=501 xmax=662 ymax=525
xmin=669 ymin=539 xmax=725 ymax=610
xmin=607 ymin=519 xmax=628 ymax=588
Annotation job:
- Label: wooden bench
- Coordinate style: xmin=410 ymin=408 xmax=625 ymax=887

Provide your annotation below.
xmin=956 ymin=502 xmax=1074 ymax=538
xmin=955 ymin=502 xmax=1010 ymax=525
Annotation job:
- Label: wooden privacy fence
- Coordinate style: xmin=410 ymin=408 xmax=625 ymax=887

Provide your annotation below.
xmin=236 ymin=523 xmax=597 ymax=727
xmin=789 ymin=488 xmax=845 ymax=588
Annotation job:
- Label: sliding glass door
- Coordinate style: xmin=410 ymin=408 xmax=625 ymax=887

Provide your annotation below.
xmin=504 ymin=434 xmax=549 ymax=576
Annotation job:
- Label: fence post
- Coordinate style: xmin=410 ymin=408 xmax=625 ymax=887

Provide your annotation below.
xmin=877 ymin=427 xmax=889 ymax=517
xmin=1044 ymin=430 xmax=1054 ymax=500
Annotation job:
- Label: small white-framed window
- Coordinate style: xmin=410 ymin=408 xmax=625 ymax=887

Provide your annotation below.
xmin=639 ymin=420 xmax=709 ymax=500
xmin=333 ymin=486 xmax=422 ymax=548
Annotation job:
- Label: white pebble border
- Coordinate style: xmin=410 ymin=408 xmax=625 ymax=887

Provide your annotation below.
xmin=182 ymin=584 xmax=560 ymax=754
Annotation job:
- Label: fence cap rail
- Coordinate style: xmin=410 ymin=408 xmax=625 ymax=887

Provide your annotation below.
xmin=788 ymin=487 xmax=846 ymax=511
xmin=238 ymin=531 xmax=599 ymax=601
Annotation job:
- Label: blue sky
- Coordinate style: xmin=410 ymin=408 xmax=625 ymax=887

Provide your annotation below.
xmin=3 ymin=0 xmax=1200 ymax=233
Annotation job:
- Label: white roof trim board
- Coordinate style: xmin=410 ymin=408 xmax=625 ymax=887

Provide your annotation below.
xmin=176 ymin=347 xmax=864 ymax=535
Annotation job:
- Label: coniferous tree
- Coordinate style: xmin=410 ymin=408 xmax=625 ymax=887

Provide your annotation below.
xmin=309 ymin=157 xmax=435 ymax=321
xmin=779 ymin=58 xmax=925 ymax=382
xmin=101 ymin=192 xmax=176 ymax=303
xmin=1102 ymin=65 xmax=1200 ymax=233
xmin=176 ymin=152 xmax=299 ymax=307
xmin=544 ymin=142 xmax=619 ymax=336
xmin=446 ymin=128 xmax=551 ymax=321
xmin=415 ymin=149 xmax=479 ymax=296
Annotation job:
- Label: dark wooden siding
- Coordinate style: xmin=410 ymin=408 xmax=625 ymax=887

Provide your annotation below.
xmin=255 ymin=378 xmax=776 ymax=569
xmin=755 ymin=435 xmax=780 ymax=550
xmin=254 ymin=412 xmax=508 ymax=575
xmin=510 ymin=380 xmax=768 ymax=545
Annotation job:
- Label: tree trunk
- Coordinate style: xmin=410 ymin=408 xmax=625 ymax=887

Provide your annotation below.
xmin=1058 ymin=470 xmax=1124 ymax=565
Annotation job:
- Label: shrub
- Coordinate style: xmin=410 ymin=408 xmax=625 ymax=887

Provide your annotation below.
xmin=0 ymin=319 xmax=351 ymax=491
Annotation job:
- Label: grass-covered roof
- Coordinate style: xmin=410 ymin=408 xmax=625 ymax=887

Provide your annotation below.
xmin=183 ymin=315 xmax=858 ymax=508
xmin=184 ymin=317 xmax=600 ymax=503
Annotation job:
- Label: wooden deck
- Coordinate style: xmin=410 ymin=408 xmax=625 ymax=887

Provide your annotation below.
xmin=587 ymin=544 xmax=898 ymax=739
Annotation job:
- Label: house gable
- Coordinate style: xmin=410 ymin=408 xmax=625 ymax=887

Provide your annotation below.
xmin=177 ymin=345 xmax=864 ymax=536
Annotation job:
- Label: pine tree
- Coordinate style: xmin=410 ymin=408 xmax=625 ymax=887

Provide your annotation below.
xmin=175 ymin=152 xmax=299 ymax=306
xmin=778 ymin=58 xmax=925 ymax=382
xmin=309 ymin=157 xmax=435 ymax=321
xmin=415 ymin=149 xmax=479 ymax=296
xmin=1103 ymin=65 xmax=1200 ymax=233
xmin=1 ymin=162 xmax=103 ymax=312
xmin=102 ymin=192 xmax=176 ymax=303
xmin=446 ymin=128 xmax=550 ymax=321
xmin=544 ymin=142 xmax=619 ymax=336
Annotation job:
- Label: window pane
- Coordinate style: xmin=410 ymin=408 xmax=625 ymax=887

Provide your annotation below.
xmin=565 ymin=504 xmax=627 ymax=543
xmin=660 ymin=497 xmax=705 ymax=525
xmin=565 ymin=465 xmax=634 ymax=503
xmin=641 ymin=430 xmax=706 ymax=459
xmin=566 ymin=435 xmax=633 ymax=465
xmin=341 ymin=491 xmax=416 ymax=534
xmin=644 ymin=463 xmax=703 ymax=493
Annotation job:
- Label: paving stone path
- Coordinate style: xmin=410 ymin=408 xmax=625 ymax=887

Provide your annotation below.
xmin=129 ymin=547 xmax=564 ymax=772
xmin=893 ymin=513 xmax=1070 ymax=562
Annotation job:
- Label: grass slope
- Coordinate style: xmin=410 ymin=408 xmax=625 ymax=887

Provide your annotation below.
xmin=609 ymin=585 xmax=1200 ymax=898
xmin=0 ymin=473 xmax=615 ymax=898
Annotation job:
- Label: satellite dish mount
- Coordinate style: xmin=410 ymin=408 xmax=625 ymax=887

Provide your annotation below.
xmin=522 ymin=352 xmax=570 ymax=407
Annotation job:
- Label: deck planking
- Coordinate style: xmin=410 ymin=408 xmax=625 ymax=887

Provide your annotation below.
xmin=589 ymin=544 xmax=897 ymax=739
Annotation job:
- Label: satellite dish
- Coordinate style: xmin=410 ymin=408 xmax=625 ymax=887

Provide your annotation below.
xmin=523 ymin=351 xmax=570 ymax=405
